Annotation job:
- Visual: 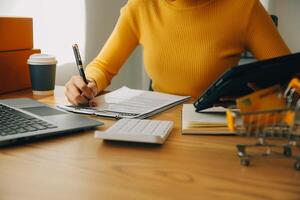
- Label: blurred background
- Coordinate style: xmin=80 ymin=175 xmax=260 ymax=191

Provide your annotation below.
xmin=0 ymin=0 xmax=299 ymax=90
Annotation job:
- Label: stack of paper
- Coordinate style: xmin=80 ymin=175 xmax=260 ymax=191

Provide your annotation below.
xmin=182 ymin=104 xmax=235 ymax=134
xmin=58 ymin=86 xmax=190 ymax=119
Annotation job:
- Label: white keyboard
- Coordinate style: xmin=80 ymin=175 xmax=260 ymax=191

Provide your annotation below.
xmin=95 ymin=119 xmax=174 ymax=144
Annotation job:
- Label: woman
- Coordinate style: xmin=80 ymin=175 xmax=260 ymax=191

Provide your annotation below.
xmin=65 ymin=0 xmax=290 ymax=105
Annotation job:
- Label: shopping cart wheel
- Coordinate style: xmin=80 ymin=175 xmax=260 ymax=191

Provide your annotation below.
xmin=283 ymin=145 xmax=292 ymax=157
xmin=237 ymin=145 xmax=246 ymax=158
xmin=295 ymin=161 xmax=300 ymax=171
xmin=241 ymin=157 xmax=250 ymax=166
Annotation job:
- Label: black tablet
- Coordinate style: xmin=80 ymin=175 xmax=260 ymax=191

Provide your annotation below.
xmin=194 ymin=53 xmax=300 ymax=112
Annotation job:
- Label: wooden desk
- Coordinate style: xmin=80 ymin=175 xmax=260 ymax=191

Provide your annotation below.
xmin=0 ymin=87 xmax=299 ymax=200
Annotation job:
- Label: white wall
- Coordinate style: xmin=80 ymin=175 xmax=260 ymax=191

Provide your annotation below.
xmin=268 ymin=0 xmax=300 ymax=53
xmin=0 ymin=0 xmax=145 ymax=90
xmin=0 ymin=0 xmax=86 ymax=85
xmin=85 ymin=0 xmax=144 ymax=91
xmin=260 ymin=0 xmax=269 ymax=10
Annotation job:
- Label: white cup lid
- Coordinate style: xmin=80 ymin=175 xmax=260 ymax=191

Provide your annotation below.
xmin=27 ymin=54 xmax=57 ymax=65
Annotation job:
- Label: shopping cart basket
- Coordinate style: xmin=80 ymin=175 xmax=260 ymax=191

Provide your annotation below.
xmin=227 ymin=105 xmax=300 ymax=170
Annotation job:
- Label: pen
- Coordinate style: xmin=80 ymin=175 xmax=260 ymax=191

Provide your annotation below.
xmin=72 ymin=44 xmax=88 ymax=84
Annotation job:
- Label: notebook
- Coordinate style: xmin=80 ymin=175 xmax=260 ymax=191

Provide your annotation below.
xmin=58 ymin=86 xmax=190 ymax=119
xmin=182 ymin=104 xmax=235 ymax=134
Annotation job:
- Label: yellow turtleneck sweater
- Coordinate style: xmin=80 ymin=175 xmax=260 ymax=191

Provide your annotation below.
xmin=85 ymin=0 xmax=290 ymax=97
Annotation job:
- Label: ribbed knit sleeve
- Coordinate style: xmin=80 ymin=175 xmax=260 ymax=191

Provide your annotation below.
xmin=85 ymin=2 xmax=139 ymax=92
xmin=245 ymin=0 xmax=290 ymax=59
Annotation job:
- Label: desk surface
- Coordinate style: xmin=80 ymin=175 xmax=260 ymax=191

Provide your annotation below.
xmin=0 ymin=87 xmax=300 ymax=200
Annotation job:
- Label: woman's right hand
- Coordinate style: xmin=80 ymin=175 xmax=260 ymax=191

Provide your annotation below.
xmin=65 ymin=75 xmax=98 ymax=106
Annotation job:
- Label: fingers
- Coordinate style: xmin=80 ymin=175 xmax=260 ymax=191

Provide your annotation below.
xmin=72 ymin=76 xmax=94 ymax=100
xmin=65 ymin=75 xmax=100 ymax=106
xmin=87 ymin=81 xmax=98 ymax=97
xmin=87 ymin=81 xmax=98 ymax=107
xmin=89 ymin=100 xmax=97 ymax=107
xmin=65 ymin=75 xmax=90 ymax=105
xmin=65 ymin=83 xmax=88 ymax=106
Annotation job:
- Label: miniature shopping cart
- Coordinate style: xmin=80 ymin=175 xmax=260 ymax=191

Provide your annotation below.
xmin=227 ymin=105 xmax=300 ymax=170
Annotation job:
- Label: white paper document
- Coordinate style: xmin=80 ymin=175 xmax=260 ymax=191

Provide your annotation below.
xmin=58 ymin=86 xmax=190 ymax=119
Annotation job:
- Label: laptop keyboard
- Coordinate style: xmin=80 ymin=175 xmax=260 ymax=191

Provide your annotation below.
xmin=0 ymin=104 xmax=57 ymax=136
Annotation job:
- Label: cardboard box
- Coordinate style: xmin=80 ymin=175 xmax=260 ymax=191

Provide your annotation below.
xmin=0 ymin=17 xmax=33 ymax=52
xmin=0 ymin=49 xmax=41 ymax=94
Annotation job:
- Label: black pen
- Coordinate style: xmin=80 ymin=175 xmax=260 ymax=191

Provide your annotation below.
xmin=72 ymin=44 xmax=88 ymax=84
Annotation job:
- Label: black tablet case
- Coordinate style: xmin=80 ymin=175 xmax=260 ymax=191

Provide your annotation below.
xmin=194 ymin=53 xmax=300 ymax=111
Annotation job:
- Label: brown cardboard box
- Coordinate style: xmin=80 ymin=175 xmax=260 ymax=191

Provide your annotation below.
xmin=0 ymin=17 xmax=33 ymax=52
xmin=0 ymin=49 xmax=41 ymax=94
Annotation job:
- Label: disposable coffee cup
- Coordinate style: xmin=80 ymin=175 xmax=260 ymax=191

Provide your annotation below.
xmin=27 ymin=54 xmax=57 ymax=95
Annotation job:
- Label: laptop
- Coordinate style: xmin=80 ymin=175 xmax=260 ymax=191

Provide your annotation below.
xmin=194 ymin=52 xmax=300 ymax=111
xmin=0 ymin=98 xmax=103 ymax=146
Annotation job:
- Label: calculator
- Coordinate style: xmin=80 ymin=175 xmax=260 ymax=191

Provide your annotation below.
xmin=95 ymin=119 xmax=174 ymax=144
